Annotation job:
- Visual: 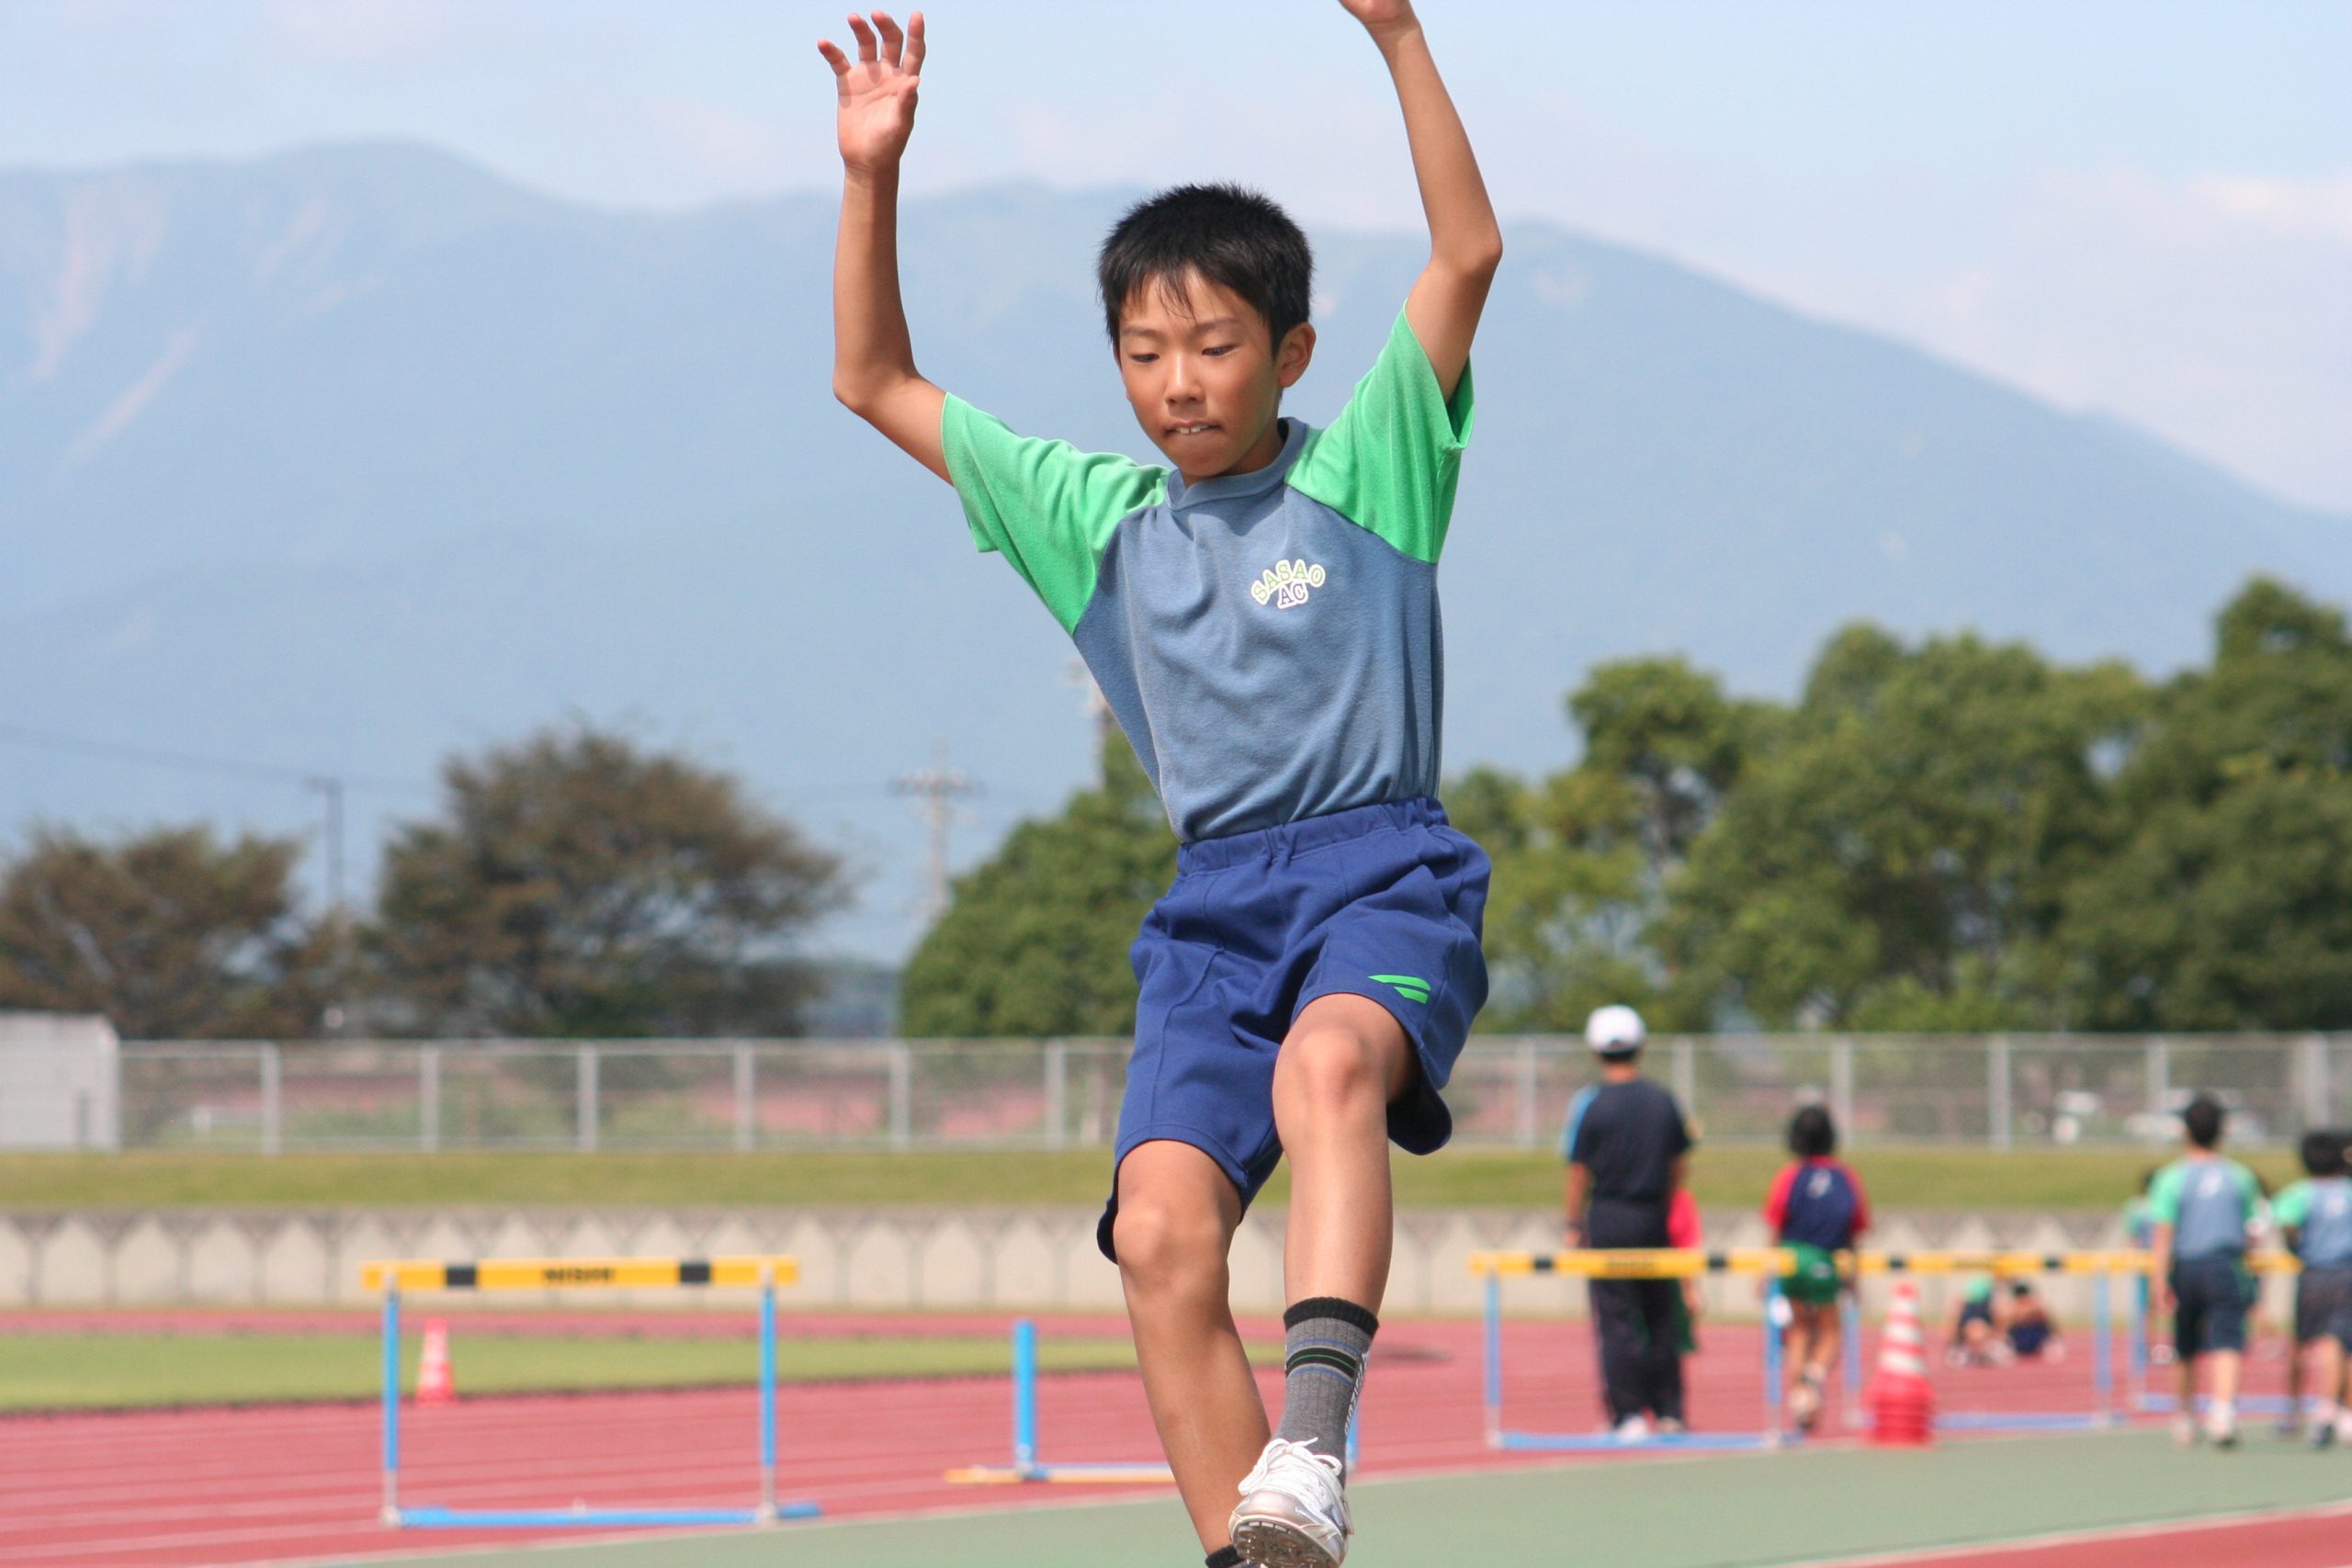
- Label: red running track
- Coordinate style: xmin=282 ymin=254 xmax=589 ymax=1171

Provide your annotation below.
xmin=0 ymin=1314 xmax=2153 ymax=1567
xmin=1793 ymin=1503 xmax=2352 ymax=1568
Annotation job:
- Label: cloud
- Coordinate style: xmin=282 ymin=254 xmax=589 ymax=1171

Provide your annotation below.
xmin=1730 ymin=165 xmax=2352 ymax=514
xmin=2192 ymin=171 xmax=2352 ymax=244
xmin=636 ymin=95 xmax=793 ymax=194
xmin=265 ymin=0 xmax=455 ymax=68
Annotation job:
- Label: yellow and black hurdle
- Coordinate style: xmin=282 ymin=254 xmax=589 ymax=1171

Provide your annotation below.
xmin=360 ymin=1254 xmax=822 ymax=1529
xmin=1470 ymin=1247 xmax=2164 ymax=1449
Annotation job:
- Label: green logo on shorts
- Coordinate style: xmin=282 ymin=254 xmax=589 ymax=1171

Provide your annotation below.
xmin=1372 ymin=974 xmax=1430 ymax=1005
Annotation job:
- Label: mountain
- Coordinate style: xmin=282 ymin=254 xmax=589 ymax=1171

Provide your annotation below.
xmin=1 ymin=144 xmax=2344 ymax=958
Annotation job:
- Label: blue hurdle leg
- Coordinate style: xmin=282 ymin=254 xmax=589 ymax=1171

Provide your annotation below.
xmin=380 ymin=1284 xmax=401 ymax=1525
xmin=1013 ymin=1318 xmax=1040 ymax=1475
xmin=1483 ymin=1271 xmax=1503 ymax=1448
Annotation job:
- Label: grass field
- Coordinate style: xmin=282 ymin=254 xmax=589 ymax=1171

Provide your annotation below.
xmin=0 ymin=1330 xmax=1217 ymax=1412
xmin=0 ymin=1145 xmax=2274 ymax=1211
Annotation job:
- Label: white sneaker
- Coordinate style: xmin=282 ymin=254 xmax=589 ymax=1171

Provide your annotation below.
xmin=1230 ymin=1438 xmax=1350 ymax=1568
xmin=2335 ymin=1410 xmax=2352 ymax=1447
xmin=1612 ymin=1414 xmax=1654 ymax=1444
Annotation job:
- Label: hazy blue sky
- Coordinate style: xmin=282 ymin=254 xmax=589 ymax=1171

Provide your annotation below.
xmin=7 ymin=0 xmax=2349 ymax=511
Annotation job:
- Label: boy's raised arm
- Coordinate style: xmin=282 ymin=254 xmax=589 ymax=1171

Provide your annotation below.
xmin=821 ymin=10 xmax=950 ymax=481
xmin=1341 ymin=0 xmax=1503 ymax=400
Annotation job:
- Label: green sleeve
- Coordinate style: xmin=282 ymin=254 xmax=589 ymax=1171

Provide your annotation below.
xmin=942 ymin=396 xmax=1167 ymax=634
xmin=1288 ymin=310 xmax=1476 ymax=565
xmin=2146 ymin=1162 xmax=2186 ymax=1225
xmin=2274 ymin=1179 xmax=2312 ymax=1231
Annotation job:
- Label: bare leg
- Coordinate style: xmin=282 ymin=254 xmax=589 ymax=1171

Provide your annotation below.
xmin=1814 ymin=1302 xmax=1842 ymax=1383
xmin=1272 ymin=993 xmax=1414 ymax=1309
xmin=2211 ymin=1348 xmax=2243 ymax=1408
xmin=1115 ymin=1140 xmax=1272 ymax=1553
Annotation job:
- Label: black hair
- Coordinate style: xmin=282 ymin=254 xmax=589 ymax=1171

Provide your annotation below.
xmin=1787 ymin=1104 xmax=1838 ymax=1159
xmin=2182 ymin=1092 xmax=2226 ymax=1151
xmin=1098 ymin=184 xmax=1314 ymax=350
xmin=2301 ymin=1129 xmax=2347 ymax=1179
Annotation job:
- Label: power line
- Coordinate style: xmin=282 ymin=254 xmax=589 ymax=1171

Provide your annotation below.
xmin=0 ymin=722 xmax=424 ymax=795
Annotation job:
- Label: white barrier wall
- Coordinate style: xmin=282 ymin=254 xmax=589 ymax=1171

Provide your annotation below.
xmin=0 ymin=1013 xmax=119 ymax=1151
xmin=0 ymin=1206 xmax=2136 ymax=1314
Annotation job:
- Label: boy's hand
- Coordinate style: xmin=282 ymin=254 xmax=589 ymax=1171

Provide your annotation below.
xmin=1337 ymin=0 xmax=1418 ymax=36
xmin=819 ymin=11 xmax=926 ymax=176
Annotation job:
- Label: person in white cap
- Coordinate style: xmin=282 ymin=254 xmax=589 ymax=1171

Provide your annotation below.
xmin=1562 ymin=1003 xmax=1695 ymax=1439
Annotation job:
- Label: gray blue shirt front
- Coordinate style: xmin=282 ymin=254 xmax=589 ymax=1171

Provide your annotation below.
xmin=943 ymin=311 xmax=1472 ymax=842
xmin=2150 ymin=1154 xmax=2265 ymax=1260
xmin=2278 ymin=1176 xmax=2352 ymax=1269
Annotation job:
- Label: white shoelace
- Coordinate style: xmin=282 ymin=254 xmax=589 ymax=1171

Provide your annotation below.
xmin=1238 ymin=1438 xmax=1347 ymax=1515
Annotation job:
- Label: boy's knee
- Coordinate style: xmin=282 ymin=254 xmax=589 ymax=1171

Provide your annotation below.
xmin=1114 ymin=1190 xmax=1231 ymax=1299
xmin=1278 ymin=1024 xmax=1388 ymax=1114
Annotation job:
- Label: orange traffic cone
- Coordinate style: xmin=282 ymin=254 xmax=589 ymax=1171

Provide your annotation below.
xmin=1868 ymin=1281 xmax=1934 ymax=1446
xmin=415 ymin=1317 xmax=456 ymax=1407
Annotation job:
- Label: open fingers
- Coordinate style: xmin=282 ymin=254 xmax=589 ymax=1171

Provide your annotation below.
xmin=873 ymin=10 xmax=904 ymax=66
xmin=847 ymin=13 xmax=878 ymax=64
xmin=905 ymin=12 xmax=926 ymax=74
xmin=816 ymin=38 xmax=852 ymax=77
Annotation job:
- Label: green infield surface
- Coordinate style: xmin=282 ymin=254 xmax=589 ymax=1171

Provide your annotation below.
xmin=328 ymin=1431 xmax=2352 ymax=1568
xmin=0 ymin=1331 xmax=1204 ymax=1412
xmin=0 ymin=1145 xmax=2278 ymax=1211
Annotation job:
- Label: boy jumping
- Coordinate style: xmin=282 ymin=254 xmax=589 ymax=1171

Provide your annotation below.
xmin=819 ymin=6 xmax=1499 ymax=1563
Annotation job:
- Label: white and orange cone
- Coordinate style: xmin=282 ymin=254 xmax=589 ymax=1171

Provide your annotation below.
xmin=415 ymin=1317 xmax=456 ymax=1407
xmin=1868 ymin=1280 xmax=1935 ymax=1446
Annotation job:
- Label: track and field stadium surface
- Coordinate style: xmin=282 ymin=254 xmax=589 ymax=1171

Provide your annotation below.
xmin=3 ymin=1313 xmax=2347 ymax=1567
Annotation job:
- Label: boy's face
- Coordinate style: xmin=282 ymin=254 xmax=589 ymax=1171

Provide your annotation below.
xmin=1114 ymin=270 xmax=1315 ymax=483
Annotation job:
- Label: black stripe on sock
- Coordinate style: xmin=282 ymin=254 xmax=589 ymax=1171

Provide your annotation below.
xmin=1283 ymin=1295 xmax=1380 ymax=1336
xmin=1285 ymin=1346 xmax=1364 ymax=1377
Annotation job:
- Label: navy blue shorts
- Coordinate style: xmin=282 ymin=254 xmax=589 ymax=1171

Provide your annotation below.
xmin=2171 ymin=1254 xmax=2254 ymax=1357
xmin=2295 ymin=1266 xmax=2352 ymax=1349
xmin=1096 ymin=797 xmax=1490 ymax=1262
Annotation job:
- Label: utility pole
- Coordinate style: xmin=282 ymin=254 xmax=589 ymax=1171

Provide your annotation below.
xmin=306 ymin=775 xmax=350 ymax=1035
xmin=892 ymin=739 xmax=977 ymax=929
xmin=305 ymin=775 xmax=345 ymax=915
xmin=1065 ymin=659 xmax=1115 ymax=784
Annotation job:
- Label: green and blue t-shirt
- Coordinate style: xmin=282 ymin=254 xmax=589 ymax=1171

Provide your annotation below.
xmin=2275 ymin=1175 xmax=2352 ymax=1269
xmin=2148 ymin=1154 xmax=2265 ymax=1260
xmin=943 ymin=311 xmax=1473 ymax=842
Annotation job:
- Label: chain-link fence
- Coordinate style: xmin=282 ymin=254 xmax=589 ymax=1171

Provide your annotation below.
xmin=114 ymin=1033 xmax=2350 ymax=1155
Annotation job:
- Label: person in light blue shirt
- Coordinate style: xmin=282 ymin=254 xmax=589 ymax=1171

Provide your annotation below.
xmin=2274 ymin=1129 xmax=2352 ymax=1447
xmin=2148 ymin=1094 xmax=2267 ymax=1448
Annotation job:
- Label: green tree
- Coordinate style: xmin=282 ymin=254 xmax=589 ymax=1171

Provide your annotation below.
xmin=2059 ymin=580 xmax=2352 ymax=1030
xmin=1467 ymin=657 xmax=1769 ymax=1032
xmin=1667 ymin=626 xmax=2147 ymax=1029
xmin=0 ymin=826 xmax=332 ymax=1038
xmin=899 ymin=739 xmax=1176 ymax=1037
xmin=370 ymin=725 xmax=848 ymax=1036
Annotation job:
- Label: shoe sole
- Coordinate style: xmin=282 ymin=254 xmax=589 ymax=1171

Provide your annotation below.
xmin=1232 ymin=1517 xmax=1343 ymax=1568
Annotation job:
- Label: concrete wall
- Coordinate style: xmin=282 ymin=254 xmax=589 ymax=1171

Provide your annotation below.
xmin=0 ymin=1206 xmax=2143 ymax=1316
xmin=0 ymin=1014 xmax=119 ymax=1151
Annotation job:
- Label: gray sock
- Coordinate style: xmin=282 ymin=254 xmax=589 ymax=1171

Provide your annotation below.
xmin=1273 ymin=1296 xmax=1377 ymax=1470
